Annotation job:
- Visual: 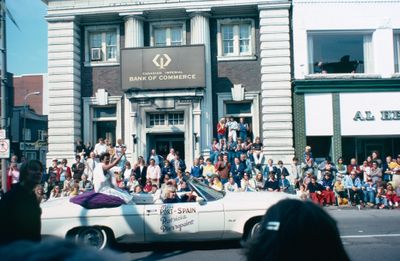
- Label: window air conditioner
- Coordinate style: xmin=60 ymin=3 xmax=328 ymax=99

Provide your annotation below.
xmin=91 ymin=48 xmax=102 ymax=61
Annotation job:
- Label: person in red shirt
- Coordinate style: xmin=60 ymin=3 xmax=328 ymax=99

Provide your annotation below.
xmin=307 ymin=176 xmax=324 ymax=206
xmin=216 ymin=117 xmax=226 ymax=141
xmin=347 ymin=158 xmax=361 ymax=177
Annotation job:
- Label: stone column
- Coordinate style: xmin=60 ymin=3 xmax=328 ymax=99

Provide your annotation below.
xmin=188 ymin=9 xmax=212 ymax=158
xmin=46 ymin=16 xmax=81 ymax=166
xmin=258 ymin=3 xmax=295 ymax=164
xmin=121 ymin=12 xmax=144 ymax=162
xmin=123 ymin=13 xmax=144 ymax=48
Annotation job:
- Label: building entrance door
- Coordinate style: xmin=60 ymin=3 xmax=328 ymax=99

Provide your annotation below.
xmin=148 ymin=133 xmax=185 ymax=161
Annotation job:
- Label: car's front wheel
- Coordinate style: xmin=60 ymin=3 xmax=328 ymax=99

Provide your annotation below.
xmin=248 ymin=222 xmax=262 ymax=240
xmin=74 ymin=226 xmax=110 ymax=250
xmin=244 ymin=221 xmax=262 ymax=242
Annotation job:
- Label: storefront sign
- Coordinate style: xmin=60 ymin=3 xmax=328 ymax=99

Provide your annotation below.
xmin=341 ymin=92 xmax=400 ymax=136
xmin=304 ymin=94 xmax=333 ymax=136
xmin=121 ymin=45 xmax=205 ymax=90
xmin=353 ymin=110 xmax=400 ymax=121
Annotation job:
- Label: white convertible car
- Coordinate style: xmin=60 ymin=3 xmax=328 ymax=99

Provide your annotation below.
xmin=41 ymin=177 xmax=294 ymax=249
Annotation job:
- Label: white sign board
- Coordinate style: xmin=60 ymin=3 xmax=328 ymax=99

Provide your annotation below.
xmin=0 ymin=139 xmax=10 ymax=159
xmin=0 ymin=129 xmax=5 ymax=139
xmin=305 ymin=94 xmax=333 ymax=136
xmin=340 ymin=92 xmax=400 ymax=136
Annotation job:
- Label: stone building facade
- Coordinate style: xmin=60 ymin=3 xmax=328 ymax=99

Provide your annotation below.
xmin=43 ymin=0 xmax=294 ymax=166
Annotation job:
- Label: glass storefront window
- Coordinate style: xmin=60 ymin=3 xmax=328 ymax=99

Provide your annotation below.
xmin=308 ymin=32 xmax=373 ymax=74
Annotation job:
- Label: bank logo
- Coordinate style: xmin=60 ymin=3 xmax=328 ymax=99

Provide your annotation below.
xmin=152 ymin=54 xmax=171 ymax=69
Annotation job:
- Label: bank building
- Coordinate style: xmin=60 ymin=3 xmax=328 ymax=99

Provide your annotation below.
xmin=43 ymin=0 xmax=295 ymax=165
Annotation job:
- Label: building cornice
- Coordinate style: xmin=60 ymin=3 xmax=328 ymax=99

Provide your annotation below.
xmin=45 ymin=0 xmax=290 ymax=19
xmin=294 ymin=78 xmax=400 ymax=94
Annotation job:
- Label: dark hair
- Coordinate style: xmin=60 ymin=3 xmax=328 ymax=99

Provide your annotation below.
xmin=99 ymin=152 xmax=111 ymax=162
xmin=19 ymin=160 xmax=43 ymax=183
xmin=245 ymin=199 xmax=350 ymax=261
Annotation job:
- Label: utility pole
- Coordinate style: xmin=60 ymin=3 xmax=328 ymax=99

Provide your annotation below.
xmin=0 ymin=0 xmax=8 ymax=192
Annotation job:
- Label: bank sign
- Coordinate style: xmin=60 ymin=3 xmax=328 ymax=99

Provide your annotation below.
xmin=121 ymin=45 xmax=206 ymax=90
xmin=340 ymin=92 xmax=400 ymax=136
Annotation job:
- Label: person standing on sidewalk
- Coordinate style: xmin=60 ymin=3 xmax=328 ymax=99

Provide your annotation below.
xmin=0 ymin=160 xmax=43 ymax=245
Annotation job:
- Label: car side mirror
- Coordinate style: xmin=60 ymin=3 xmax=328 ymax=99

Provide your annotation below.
xmin=197 ymin=197 xmax=206 ymax=205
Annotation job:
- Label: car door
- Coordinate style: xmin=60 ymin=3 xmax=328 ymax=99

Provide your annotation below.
xmin=197 ymin=199 xmax=224 ymax=239
xmin=144 ymin=201 xmax=200 ymax=242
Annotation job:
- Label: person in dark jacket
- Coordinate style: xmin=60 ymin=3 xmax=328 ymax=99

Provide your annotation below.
xmin=263 ymin=172 xmax=280 ymax=192
xmin=307 ymin=176 xmax=325 ymax=206
xmin=0 ymin=160 xmax=43 ymax=245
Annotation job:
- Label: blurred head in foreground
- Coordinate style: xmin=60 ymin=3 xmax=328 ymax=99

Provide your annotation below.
xmin=245 ymin=199 xmax=350 ymax=261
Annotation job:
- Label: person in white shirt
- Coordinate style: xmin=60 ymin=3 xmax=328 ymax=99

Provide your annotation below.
xmin=94 ymin=138 xmax=107 ymax=157
xmin=166 ymin=148 xmax=176 ymax=162
xmin=84 ymin=152 xmax=97 ymax=182
xmin=226 ymin=117 xmax=239 ymax=142
xmin=224 ymin=176 xmax=239 ymax=192
xmin=146 ymin=159 xmax=161 ymax=186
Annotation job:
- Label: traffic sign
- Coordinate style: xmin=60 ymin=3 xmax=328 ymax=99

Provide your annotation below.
xmin=0 ymin=129 xmax=5 ymax=139
xmin=0 ymin=139 xmax=10 ymax=159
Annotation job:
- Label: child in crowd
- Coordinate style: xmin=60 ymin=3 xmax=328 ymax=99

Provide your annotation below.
xmin=362 ymin=177 xmax=376 ymax=207
xmin=127 ymin=175 xmax=139 ymax=193
xmin=49 ymin=185 xmax=61 ymax=200
xmin=303 ymin=146 xmax=313 ymax=162
xmin=375 ymin=186 xmax=387 ymax=209
xmin=278 ymin=173 xmax=290 ymax=193
xmin=296 ymin=184 xmax=309 ymax=201
xmin=386 ymin=183 xmax=399 ymax=208
xmin=143 ymin=181 xmax=153 ymax=193
xmin=321 ymin=172 xmax=335 ymax=206
xmin=334 ymin=178 xmax=348 ymax=205
xmin=133 ymin=185 xmax=144 ymax=194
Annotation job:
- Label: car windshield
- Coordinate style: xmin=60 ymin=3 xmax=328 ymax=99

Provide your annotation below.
xmin=186 ymin=177 xmax=225 ymax=202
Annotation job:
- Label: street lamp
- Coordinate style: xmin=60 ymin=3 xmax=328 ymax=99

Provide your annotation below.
xmin=23 ymin=91 xmax=40 ymax=158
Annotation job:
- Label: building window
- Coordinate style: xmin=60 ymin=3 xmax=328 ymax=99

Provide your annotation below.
xmin=148 ymin=112 xmax=184 ymax=127
xmin=308 ymin=32 xmax=373 ymax=74
xmin=26 ymin=152 xmax=37 ymax=161
xmin=226 ymin=102 xmax=252 ymax=115
xmin=23 ymin=128 xmax=31 ymax=141
xmin=37 ymin=130 xmax=47 ymax=141
xmin=150 ymin=22 xmax=185 ymax=47
xmin=217 ymin=19 xmax=255 ymax=60
xmin=168 ymin=113 xmax=184 ymax=125
xmin=149 ymin=113 xmax=166 ymax=126
xmin=395 ymin=32 xmax=400 ymax=73
xmin=85 ymin=25 xmax=120 ymax=66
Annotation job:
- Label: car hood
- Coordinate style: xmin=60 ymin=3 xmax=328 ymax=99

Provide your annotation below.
xmin=222 ymin=191 xmax=297 ymax=212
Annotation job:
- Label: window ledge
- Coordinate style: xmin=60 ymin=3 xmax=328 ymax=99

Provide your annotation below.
xmin=217 ymin=55 xmax=257 ymax=62
xmin=304 ymin=74 xmax=382 ymax=80
xmin=84 ymin=62 xmax=120 ymax=67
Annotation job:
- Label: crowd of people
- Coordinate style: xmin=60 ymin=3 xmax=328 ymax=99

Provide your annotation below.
xmin=2 ymin=118 xmax=400 ymax=211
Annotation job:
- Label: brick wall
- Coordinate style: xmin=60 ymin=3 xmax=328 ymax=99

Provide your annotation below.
xmin=13 ymin=75 xmax=43 ymax=115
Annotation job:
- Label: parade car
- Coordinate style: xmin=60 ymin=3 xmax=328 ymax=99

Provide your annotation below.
xmin=41 ymin=177 xmax=294 ymax=249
